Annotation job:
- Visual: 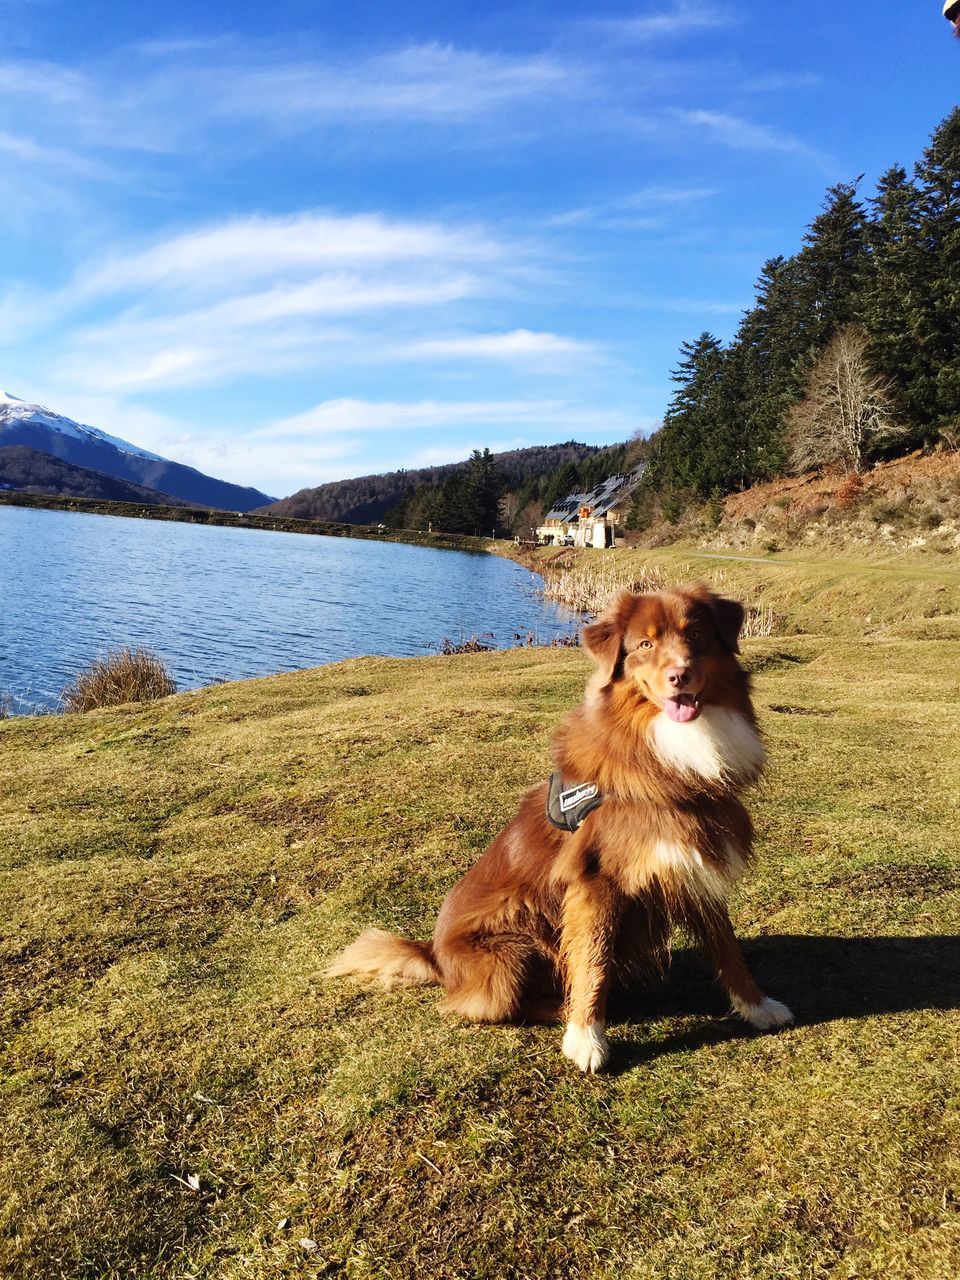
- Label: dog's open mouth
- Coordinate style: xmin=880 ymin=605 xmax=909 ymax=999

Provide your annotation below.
xmin=663 ymin=692 xmax=701 ymax=723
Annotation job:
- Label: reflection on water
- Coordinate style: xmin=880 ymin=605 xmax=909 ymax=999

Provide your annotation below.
xmin=0 ymin=505 xmax=579 ymax=713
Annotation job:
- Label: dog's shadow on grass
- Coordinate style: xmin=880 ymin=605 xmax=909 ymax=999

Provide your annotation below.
xmin=609 ymin=934 xmax=960 ymax=1072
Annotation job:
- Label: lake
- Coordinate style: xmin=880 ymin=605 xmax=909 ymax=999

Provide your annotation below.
xmin=0 ymin=505 xmax=578 ymax=714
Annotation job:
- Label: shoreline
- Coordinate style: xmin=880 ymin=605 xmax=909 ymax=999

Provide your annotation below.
xmin=0 ymin=498 xmax=562 ymax=719
xmin=0 ymin=490 xmax=499 ymax=555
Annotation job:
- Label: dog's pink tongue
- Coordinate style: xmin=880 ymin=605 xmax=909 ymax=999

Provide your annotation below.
xmin=664 ymin=693 xmax=700 ymax=723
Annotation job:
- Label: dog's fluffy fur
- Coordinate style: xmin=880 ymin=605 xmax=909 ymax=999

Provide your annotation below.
xmin=329 ymin=584 xmax=793 ymax=1071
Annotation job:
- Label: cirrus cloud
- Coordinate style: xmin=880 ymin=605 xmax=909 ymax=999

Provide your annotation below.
xmin=399 ymin=329 xmax=598 ymax=363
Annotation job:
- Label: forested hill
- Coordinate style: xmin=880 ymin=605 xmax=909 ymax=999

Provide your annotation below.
xmin=631 ymin=105 xmax=960 ymax=528
xmin=0 ymin=445 xmax=197 ymax=507
xmin=259 ymin=441 xmax=602 ymax=523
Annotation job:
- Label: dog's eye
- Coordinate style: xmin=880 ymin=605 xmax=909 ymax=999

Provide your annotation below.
xmin=687 ymin=628 xmax=703 ymax=641
xmin=638 ymin=639 xmax=654 ymax=650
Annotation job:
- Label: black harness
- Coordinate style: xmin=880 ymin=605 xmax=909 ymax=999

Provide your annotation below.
xmin=546 ymin=771 xmax=605 ymax=833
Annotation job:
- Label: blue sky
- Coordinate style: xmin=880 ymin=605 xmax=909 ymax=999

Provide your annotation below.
xmin=1 ymin=1 xmax=957 ymax=498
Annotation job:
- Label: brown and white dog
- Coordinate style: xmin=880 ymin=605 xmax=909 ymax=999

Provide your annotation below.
xmin=329 ymin=584 xmax=792 ymax=1072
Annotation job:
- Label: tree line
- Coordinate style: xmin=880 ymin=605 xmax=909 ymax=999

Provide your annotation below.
xmin=631 ymin=106 xmax=960 ymax=526
xmin=266 ymin=441 xmax=602 ymax=525
xmin=382 ymin=440 xmax=646 ymax=537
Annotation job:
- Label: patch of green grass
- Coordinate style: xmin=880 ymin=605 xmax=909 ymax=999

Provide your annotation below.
xmin=1 ymin=623 xmax=959 ymax=1277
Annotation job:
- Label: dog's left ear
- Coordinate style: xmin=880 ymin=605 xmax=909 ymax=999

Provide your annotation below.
xmin=582 ymin=589 xmax=633 ymax=685
xmin=685 ymin=582 xmax=744 ymax=652
xmin=706 ymin=593 xmax=745 ymax=653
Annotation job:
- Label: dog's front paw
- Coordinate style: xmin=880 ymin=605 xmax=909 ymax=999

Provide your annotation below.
xmin=561 ymin=1021 xmax=610 ymax=1073
xmin=732 ymin=995 xmax=794 ymax=1031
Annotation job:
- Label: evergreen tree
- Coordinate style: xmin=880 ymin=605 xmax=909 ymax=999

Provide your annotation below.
xmin=861 ymin=165 xmax=932 ymax=438
xmin=722 ymin=257 xmax=798 ymax=485
xmin=466 ymin=448 xmax=502 ymax=534
xmin=434 ymin=472 xmax=472 ymax=532
xmin=382 ymin=486 xmax=414 ymax=528
xmin=644 ymin=332 xmax=733 ymax=498
xmin=578 ymin=443 xmax=628 ymax=489
xmin=703 ymin=185 xmax=870 ymax=496
xmin=795 ymin=181 xmax=870 ymax=353
xmin=913 ymin=107 xmax=960 ymax=429
xmin=540 ymin=461 xmax=582 ymax=515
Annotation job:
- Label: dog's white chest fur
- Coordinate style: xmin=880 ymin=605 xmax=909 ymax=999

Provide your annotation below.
xmin=648 ymin=705 xmax=765 ymax=783
xmin=645 ymin=837 xmax=747 ymax=901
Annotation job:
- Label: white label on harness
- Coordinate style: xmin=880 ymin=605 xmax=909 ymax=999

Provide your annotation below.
xmin=559 ymin=783 xmax=599 ymax=813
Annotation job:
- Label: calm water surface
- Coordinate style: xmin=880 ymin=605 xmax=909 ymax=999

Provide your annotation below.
xmin=0 ymin=505 xmax=578 ymax=713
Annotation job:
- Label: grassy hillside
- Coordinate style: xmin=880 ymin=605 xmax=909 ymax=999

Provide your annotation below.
xmin=2 ymin=562 xmax=960 ymax=1278
xmin=507 ymin=540 xmax=960 ymax=640
xmin=628 ymin=449 xmax=960 ymax=562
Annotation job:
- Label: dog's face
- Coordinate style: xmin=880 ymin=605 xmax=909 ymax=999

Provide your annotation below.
xmin=582 ymin=585 xmax=747 ymax=722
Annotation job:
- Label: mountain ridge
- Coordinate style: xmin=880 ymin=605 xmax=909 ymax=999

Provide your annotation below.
xmin=259 ymin=441 xmax=605 ymax=524
xmin=0 ymin=391 xmax=276 ymax=511
xmin=0 ymin=445 xmax=199 ymax=507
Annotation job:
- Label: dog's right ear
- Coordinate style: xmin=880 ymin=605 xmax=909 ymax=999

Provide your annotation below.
xmin=582 ymin=590 xmax=633 ymax=686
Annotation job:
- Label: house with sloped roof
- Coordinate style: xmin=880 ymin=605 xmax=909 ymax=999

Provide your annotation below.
xmin=536 ymin=466 xmax=645 ymax=548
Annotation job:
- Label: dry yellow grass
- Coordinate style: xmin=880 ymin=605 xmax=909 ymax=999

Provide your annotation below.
xmin=1 ymin=562 xmax=959 ymax=1277
xmin=59 ymin=645 xmax=176 ymax=713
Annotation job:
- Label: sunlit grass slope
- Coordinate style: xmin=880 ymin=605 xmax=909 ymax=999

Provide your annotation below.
xmin=2 ymin=621 xmax=959 ymax=1276
xmin=504 ymin=540 xmax=960 ymax=637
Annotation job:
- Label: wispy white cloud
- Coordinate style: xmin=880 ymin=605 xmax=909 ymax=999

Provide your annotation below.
xmin=76 ymin=212 xmax=503 ymax=299
xmin=743 ymin=70 xmax=823 ymax=93
xmin=594 ymin=2 xmax=737 ymax=42
xmin=0 ymin=128 xmax=122 ymax=180
xmin=0 ymin=32 xmax=829 ymax=213
xmin=255 ymin=396 xmax=636 ymax=439
xmin=58 ymin=277 xmax=478 ymax=390
xmin=548 ymin=184 xmax=718 ymax=229
xmin=633 ymin=295 xmax=746 ymax=316
xmin=210 ymin=43 xmax=580 ymax=126
xmin=161 ymin=435 xmax=357 ymax=497
xmin=0 ymin=41 xmax=584 ymax=168
xmin=0 ymin=57 xmax=88 ymax=106
xmin=131 ymin=36 xmax=240 ymax=58
xmin=400 ymin=329 xmax=596 ymax=363
xmin=671 ymin=108 xmax=832 ymax=167
xmin=9 ymin=211 xmax=515 ymax=391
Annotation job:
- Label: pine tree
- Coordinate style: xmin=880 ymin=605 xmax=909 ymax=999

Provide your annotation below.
xmin=795 ymin=181 xmax=870 ymax=353
xmin=435 ymin=472 xmax=473 ymax=532
xmin=723 ymin=257 xmax=799 ymax=485
xmin=645 ymin=332 xmax=732 ymax=498
xmin=861 ymin=165 xmax=931 ymax=438
xmin=913 ymin=107 xmax=960 ymax=430
xmin=713 ymin=186 xmax=870 ymax=491
xmin=466 ymin=448 xmax=502 ymax=535
xmin=540 ymin=462 xmax=582 ymax=515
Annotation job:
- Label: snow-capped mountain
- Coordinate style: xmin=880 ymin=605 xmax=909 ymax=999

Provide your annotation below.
xmin=0 ymin=391 xmax=276 ymax=510
xmin=0 ymin=390 xmax=167 ymax=463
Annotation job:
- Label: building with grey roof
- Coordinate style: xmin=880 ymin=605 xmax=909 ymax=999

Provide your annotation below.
xmin=536 ymin=466 xmax=646 ymax=548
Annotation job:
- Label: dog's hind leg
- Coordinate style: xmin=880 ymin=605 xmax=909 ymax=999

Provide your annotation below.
xmin=689 ymin=903 xmax=793 ymax=1031
xmin=436 ymin=933 xmax=531 ymax=1024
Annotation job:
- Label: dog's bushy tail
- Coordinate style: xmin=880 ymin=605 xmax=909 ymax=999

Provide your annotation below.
xmin=326 ymin=928 xmax=440 ymax=987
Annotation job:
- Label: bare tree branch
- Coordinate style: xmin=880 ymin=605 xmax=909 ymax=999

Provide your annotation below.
xmin=787 ymin=326 xmax=907 ymax=474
